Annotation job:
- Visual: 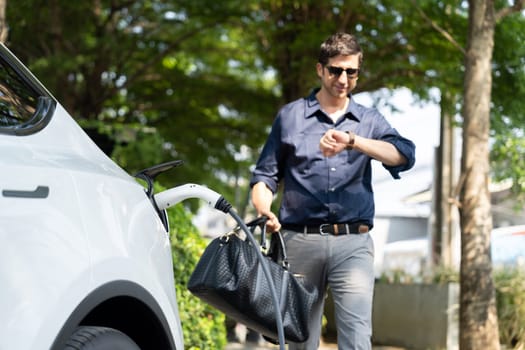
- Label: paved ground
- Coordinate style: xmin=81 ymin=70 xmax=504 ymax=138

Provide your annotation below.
xmin=225 ymin=340 xmax=337 ymax=349
xmin=225 ymin=341 xmax=403 ymax=349
xmin=224 ymin=324 xmax=404 ymax=349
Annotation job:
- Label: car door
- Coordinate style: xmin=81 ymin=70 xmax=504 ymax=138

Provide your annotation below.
xmin=0 ymin=44 xmax=93 ymax=349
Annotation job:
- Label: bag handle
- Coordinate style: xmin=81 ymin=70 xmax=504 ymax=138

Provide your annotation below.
xmin=269 ymin=231 xmax=289 ymax=269
xmin=244 ymin=216 xmax=289 ymax=269
xmin=244 ymin=216 xmax=269 ymax=248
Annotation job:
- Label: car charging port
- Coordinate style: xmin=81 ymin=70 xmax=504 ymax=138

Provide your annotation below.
xmin=134 ymin=160 xmax=184 ymax=231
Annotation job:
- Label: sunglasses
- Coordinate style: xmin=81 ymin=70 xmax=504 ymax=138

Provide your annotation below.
xmin=325 ymin=65 xmax=359 ymax=77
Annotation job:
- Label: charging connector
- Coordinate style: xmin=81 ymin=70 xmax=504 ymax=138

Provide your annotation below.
xmin=154 ymin=183 xmax=231 ymax=213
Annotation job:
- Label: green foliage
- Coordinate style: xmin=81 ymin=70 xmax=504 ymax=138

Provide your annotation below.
xmin=6 ymin=0 xmax=525 ymax=202
xmin=167 ymin=202 xmax=227 ymax=349
xmin=377 ymin=268 xmax=419 ymax=284
xmin=111 ymin=127 xmax=168 ymax=173
xmin=494 ymin=267 xmax=525 ymax=349
xmin=491 ymin=135 xmax=525 ymax=206
xmin=378 ymin=264 xmax=460 ymax=285
xmin=490 ymin=12 xmax=525 ymax=203
xmin=430 ymin=265 xmax=460 ymax=284
xmin=5 ymin=0 xmax=279 ymax=205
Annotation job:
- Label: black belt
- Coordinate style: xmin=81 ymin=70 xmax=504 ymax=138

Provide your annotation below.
xmin=282 ymin=223 xmax=369 ymax=235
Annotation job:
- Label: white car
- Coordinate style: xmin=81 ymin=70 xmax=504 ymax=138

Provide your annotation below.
xmin=0 ymin=43 xmax=184 ymax=349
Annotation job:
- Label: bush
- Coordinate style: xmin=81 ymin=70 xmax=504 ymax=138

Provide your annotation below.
xmin=494 ymin=267 xmax=525 ymax=349
xmin=167 ymin=203 xmax=227 ymax=349
xmin=377 ymin=264 xmax=460 ymax=285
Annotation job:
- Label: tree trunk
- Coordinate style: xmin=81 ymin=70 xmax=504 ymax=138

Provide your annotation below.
xmin=0 ymin=0 xmax=7 ymax=43
xmin=459 ymin=0 xmax=500 ymax=349
xmin=432 ymin=91 xmax=458 ymax=268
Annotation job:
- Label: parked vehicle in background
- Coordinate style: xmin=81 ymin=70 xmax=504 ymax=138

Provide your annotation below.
xmin=379 ymin=225 xmax=525 ymax=279
xmin=0 ymin=43 xmax=183 ymax=349
xmin=491 ymin=225 xmax=525 ymax=268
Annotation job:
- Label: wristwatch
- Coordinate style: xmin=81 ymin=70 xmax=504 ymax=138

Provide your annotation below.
xmin=346 ymin=131 xmax=355 ymax=149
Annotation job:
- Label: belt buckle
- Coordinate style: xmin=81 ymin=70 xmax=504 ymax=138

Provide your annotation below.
xmin=319 ymin=224 xmax=330 ymax=235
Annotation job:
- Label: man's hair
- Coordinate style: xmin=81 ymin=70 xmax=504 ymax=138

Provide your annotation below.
xmin=318 ymin=32 xmax=363 ymax=66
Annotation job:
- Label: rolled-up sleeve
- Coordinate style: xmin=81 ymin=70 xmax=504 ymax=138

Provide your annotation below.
xmin=381 ymin=134 xmax=416 ymax=179
xmin=250 ymin=116 xmax=282 ymax=193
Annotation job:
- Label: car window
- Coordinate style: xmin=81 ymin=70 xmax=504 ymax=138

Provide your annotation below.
xmin=0 ymin=58 xmax=39 ymax=126
xmin=0 ymin=45 xmax=55 ymax=135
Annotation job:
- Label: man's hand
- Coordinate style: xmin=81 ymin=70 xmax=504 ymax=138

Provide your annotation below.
xmin=258 ymin=209 xmax=281 ymax=233
xmin=319 ymin=129 xmax=352 ymax=157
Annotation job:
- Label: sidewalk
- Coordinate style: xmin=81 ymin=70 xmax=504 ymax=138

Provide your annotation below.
xmin=225 ymin=341 xmax=403 ymax=349
xmin=224 ymin=324 xmax=404 ymax=349
xmin=225 ymin=340 xmax=337 ymax=349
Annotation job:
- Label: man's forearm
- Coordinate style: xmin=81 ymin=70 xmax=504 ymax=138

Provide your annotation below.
xmin=251 ymin=181 xmax=281 ymax=231
xmin=353 ymin=135 xmax=407 ymax=166
xmin=251 ymin=181 xmax=274 ymax=215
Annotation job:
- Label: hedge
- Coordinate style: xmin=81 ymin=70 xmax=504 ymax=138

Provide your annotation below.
xmin=168 ymin=203 xmax=227 ymax=349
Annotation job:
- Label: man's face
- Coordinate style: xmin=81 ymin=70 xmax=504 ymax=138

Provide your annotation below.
xmin=316 ymin=54 xmax=360 ymax=99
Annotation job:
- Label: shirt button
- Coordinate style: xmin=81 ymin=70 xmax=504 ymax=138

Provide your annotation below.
xmin=329 ymin=187 xmax=335 ymax=192
xmin=330 ymin=167 xmax=336 ymax=172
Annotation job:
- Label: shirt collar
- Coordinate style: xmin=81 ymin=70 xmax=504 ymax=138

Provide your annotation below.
xmin=305 ymin=88 xmax=361 ymax=122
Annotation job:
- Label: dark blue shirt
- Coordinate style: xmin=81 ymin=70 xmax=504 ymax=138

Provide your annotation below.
xmin=250 ymin=89 xmax=416 ymax=227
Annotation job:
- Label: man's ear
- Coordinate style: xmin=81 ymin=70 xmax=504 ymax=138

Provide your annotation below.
xmin=316 ymin=63 xmax=324 ymax=78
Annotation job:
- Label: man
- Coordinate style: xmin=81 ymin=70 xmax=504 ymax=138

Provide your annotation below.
xmin=250 ymin=32 xmax=416 ymax=349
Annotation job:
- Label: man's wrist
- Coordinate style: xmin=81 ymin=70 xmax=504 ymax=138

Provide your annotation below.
xmin=346 ymin=131 xmax=355 ymax=149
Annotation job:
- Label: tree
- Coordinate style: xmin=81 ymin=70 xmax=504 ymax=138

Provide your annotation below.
xmin=0 ymin=0 xmax=6 ymax=43
xmin=5 ymin=0 xmax=278 ymax=205
xmin=248 ymin=0 xmax=449 ymax=103
xmin=459 ymin=0 xmax=524 ymax=349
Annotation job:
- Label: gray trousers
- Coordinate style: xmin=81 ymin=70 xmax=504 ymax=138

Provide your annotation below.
xmin=282 ymin=229 xmax=375 ymax=350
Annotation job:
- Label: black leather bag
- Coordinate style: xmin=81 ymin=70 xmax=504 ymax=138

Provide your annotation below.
xmin=187 ymin=218 xmax=319 ymax=343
